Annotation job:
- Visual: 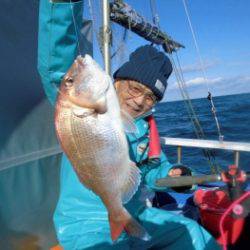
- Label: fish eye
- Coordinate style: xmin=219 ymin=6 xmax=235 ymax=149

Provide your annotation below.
xmin=65 ymin=77 xmax=74 ymax=87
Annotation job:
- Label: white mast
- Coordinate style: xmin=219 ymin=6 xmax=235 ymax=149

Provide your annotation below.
xmin=103 ymin=0 xmax=111 ymax=75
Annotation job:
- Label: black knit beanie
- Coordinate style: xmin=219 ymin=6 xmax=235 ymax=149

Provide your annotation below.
xmin=113 ymin=45 xmax=173 ymax=101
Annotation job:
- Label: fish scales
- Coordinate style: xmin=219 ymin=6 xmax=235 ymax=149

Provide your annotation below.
xmin=56 ymin=99 xmax=128 ymax=196
xmin=70 ymin=115 xmax=126 ymax=184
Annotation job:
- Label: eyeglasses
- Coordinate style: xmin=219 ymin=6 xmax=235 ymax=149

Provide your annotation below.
xmin=126 ymin=81 xmax=157 ymax=106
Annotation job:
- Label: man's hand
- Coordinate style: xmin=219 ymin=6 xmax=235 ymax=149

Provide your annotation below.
xmin=167 ymin=165 xmax=193 ymax=192
xmin=168 ymin=168 xmax=182 ymax=177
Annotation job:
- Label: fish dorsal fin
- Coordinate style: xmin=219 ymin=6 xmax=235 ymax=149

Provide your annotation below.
xmin=121 ymin=161 xmax=141 ymax=204
xmin=120 ymin=109 xmax=138 ymax=134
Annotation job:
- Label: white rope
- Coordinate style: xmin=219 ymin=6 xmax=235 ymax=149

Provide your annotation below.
xmin=169 ymin=52 xmax=204 ymax=138
xmin=0 ymin=146 xmax=62 ymax=171
xmin=182 ymin=0 xmax=223 ymax=141
xmin=149 ymin=0 xmax=160 ymax=28
xmin=69 ymin=0 xmax=82 ymax=56
xmin=163 ymin=37 xmax=221 ymax=172
xmin=182 ymin=0 xmax=209 ymax=92
xmin=169 ymin=51 xmax=220 ymax=173
xmin=87 ymin=0 xmax=103 ymax=54
xmin=149 ymin=0 xmax=206 ymax=139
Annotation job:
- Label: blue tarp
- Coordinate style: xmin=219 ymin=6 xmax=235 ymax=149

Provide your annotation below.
xmin=0 ymin=0 xmax=92 ymax=248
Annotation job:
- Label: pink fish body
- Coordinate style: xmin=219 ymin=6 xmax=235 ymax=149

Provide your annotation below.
xmin=55 ymin=55 xmax=149 ymax=241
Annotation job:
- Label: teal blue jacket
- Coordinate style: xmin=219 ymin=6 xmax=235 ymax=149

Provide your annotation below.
xmin=38 ymin=1 xmax=220 ymax=250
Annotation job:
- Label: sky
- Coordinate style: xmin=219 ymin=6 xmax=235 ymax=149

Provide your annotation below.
xmin=85 ymin=0 xmax=250 ymax=102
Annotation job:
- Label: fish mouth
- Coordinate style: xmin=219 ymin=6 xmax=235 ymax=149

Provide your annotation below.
xmin=76 ymin=55 xmax=85 ymax=64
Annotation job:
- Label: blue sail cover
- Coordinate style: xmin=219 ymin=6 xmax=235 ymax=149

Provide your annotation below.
xmin=0 ymin=0 xmax=92 ymax=248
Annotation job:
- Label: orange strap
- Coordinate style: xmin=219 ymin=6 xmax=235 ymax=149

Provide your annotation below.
xmin=147 ymin=115 xmax=161 ymax=159
xmin=50 ymin=245 xmax=63 ymax=250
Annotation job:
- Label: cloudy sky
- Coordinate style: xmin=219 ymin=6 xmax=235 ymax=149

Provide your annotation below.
xmin=90 ymin=0 xmax=250 ymax=102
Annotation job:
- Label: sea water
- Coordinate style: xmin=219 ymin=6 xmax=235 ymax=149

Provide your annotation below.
xmin=155 ymin=92 xmax=250 ymax=174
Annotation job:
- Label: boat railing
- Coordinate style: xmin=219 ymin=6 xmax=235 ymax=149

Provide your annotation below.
xmin=161 ymin=137 xmax=250 ymax=167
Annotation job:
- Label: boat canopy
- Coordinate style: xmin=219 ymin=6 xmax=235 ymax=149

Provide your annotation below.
xmin=0 ymin=1 xmax=92 ymax=248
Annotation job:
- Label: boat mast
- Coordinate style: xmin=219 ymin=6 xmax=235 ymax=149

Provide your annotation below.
xmin=109 ymin=1 xmax=184 ymax=53
xmin=103 ymin=0 xmax=111 ymax=75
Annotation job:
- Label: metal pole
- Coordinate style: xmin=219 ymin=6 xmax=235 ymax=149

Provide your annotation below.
xmin=103 ymin=0 xmax=111 ymax=75
xmin=234 ymin=151 xmax=240 ymax=167
xmin=177 ymin=146 xmax=182 ymax=164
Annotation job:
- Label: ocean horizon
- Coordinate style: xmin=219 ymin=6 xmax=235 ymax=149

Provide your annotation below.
xmin=163 ymin=91 xmax=250 ymax=103
xmin=155 ymin=92 xmax=250 ymax=174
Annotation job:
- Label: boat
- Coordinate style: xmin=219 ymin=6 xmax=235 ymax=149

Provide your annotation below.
xmin=104 ymin=3 xmax=250 ymax=248
xmin=154 ymin=138 xmax=250 ymax=250
xmin=0 ymin=0 xmax=249 ymax=249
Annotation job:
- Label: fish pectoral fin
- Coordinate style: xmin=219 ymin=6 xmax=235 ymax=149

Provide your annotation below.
xmin=109 ymin=209 xmax=151 ymax=242
xmin=72 ymin=107 xmax=95 ymax=118
xmin=120 ymin=109 xmax=138 ymax=134
xmin=84 ymin=94 xmax=107 ymax=114
xmin=120 ymin=161 xmax=141 ymax=204
xmin=94 ymin=95 xmax=107 ymax=114
xmin=89 ymin=74 xmax=110 ymax=114
xmin=69 ymin=94 xmax=107 ymax=114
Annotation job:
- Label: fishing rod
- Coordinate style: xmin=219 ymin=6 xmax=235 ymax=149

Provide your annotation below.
xmin=157 ymin=174 xmax=222 ymax=188
xmin=156 ymin=165 xmax=250 ymax=193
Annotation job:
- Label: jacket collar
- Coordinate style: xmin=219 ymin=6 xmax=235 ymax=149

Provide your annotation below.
xmin=134 ymin=108 xmax=154 ymax=122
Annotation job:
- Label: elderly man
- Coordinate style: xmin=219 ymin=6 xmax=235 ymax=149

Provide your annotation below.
xmin=38 ymin=1 xmax=220 ymax=249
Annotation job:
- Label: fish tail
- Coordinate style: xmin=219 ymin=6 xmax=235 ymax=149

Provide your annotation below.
xmin=108 ymin=208 xmax=151 ymax=242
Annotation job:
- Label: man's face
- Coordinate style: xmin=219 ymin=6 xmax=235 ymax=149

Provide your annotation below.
xmin=115 ymin=79 xmax=157 ymax=118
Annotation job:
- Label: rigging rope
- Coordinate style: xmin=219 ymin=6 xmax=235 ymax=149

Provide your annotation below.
xmin=87 ymin=0 xmax=104 ymax=56
xmin=70 ymin=0 xmax=82 ymax=56
xmin=149 ymin=0 xmax=160 ymax=28
xmin=171 ymin=52 xmax=220 ymax=174
xmin=149 ymin=0 xmax=161 ymax=50
xmin=182 ymin=0 xmax=224 ymax=141
xmin=149 ymin=0 xmax=220 ymax=173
